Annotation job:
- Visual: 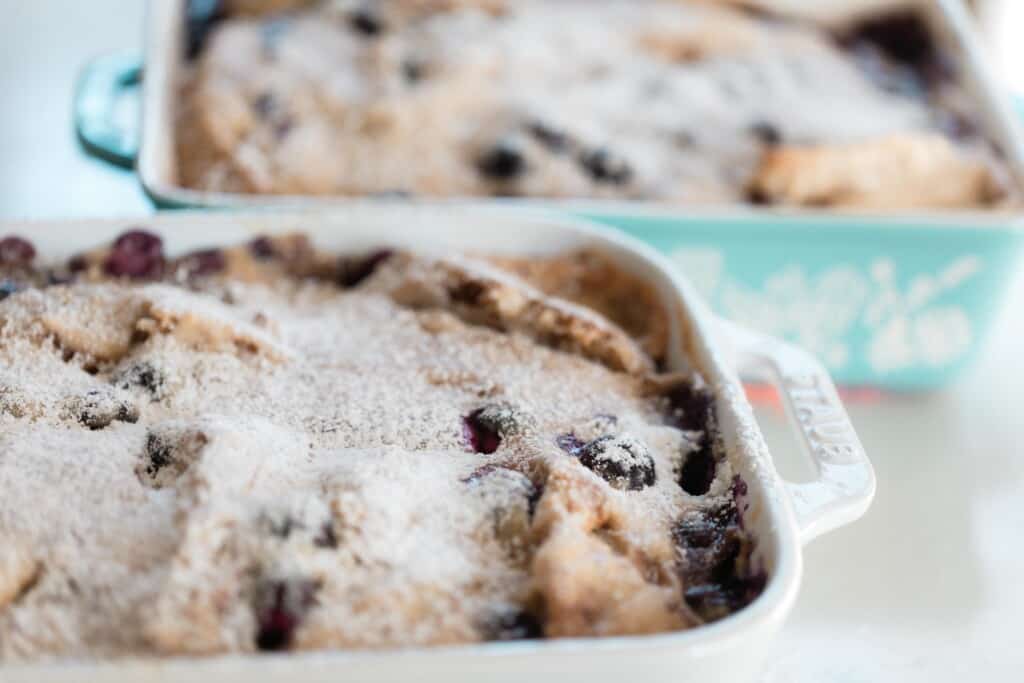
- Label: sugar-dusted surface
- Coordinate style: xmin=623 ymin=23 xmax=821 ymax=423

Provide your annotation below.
xmin=0 ymin=239 xmax=751 ymax=660
xmin=178 ymin=0 xmax=1009 ymax=208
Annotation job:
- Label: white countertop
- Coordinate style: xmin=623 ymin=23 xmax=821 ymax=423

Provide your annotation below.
xmin=1 ymin=2 xmax=1022 ymax=680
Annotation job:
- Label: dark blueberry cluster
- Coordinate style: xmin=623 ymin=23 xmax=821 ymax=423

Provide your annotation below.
xmin=749 ymin=120 xmax=782 ymax=145
xmin=476 ymin=141 xmax=528 ymax=181
xmin=74 ymin=389 xmax=139 ymax=430
xmin=143 ymin=432 xmax=173 ymax=479
xmin=482 ymin=608 xmax=543 ymax=641
xmin=103 ymin=230 xmax=165 ymax=280
xmin=577 ymin=434 xmax=656 ymax=491
xmin=462 ymin=404 xmax=534 ymax=455
xmin=349 ymin=5 xmax=386 ymax=36
xmin=463 ymin=410 xmax=502 ymax=454
xmin=253 ymin=578 xmax=321 ymax=651
xmin=0 ymin=236 xmax=36 ymax=265
xmin=114 ymin=361 xmax=165 ymax=398
xmin=673 ymin=500 xmax=765 ymax=622
xmin=579 ymin=147 xmax=633 ymax=185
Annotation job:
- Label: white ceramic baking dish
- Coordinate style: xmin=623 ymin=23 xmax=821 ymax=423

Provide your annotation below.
xmin=73 ymin=0 xmax=1024 ymax=390
xmin=0 ymin=206 xmax=874 ymax=682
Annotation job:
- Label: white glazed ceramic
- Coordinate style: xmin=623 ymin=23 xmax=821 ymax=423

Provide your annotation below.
xmin=0 ymin=207 xmax=875 ymax=682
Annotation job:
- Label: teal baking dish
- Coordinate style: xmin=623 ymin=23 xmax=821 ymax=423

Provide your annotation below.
xmin=74 ymin=0 xmax=1024 ymax=389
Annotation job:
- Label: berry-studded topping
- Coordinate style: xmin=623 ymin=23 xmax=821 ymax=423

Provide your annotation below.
xmin=179 ymin=248 xmax=226 ymax=278
xmin=72 ymin=389 xmax=139 ymax=430
xmin=253 ymin=578 xmax=320 ymax=651
xmin=678 ymin=446 xmax=716 ymax=496
xmin=349 ymin=6 xmax=386 ymax=36
xmin=104 ymin=230 xmax=165 ymax=280
xmin=0 ymin=236 xmax=36 ymax=264
xmin=477 ymin=141 xmax=527 ymax=180
xmin=337 ymin=249 xmax=393 ymax=288
xmin=673 ymin=501 xmax=764 ymax=622
xmin=579 ymin=147 xmax=632 ymax=185
xmin=463 ymin=410 xmax=501 ymax=454
xmin=577 ymin=433 xmax=656 ymax=491
xmin=483 ymin=608 xmax=543 ymax=641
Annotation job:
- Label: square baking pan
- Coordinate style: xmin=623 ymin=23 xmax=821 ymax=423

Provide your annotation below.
xmin=0 ymin=206 xmax=874 ymax=681
xmin=73 ymin=0 xmax=1024 ymax=390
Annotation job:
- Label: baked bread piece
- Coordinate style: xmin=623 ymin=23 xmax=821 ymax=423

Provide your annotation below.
xmin=748 ymin=132 xmax=1004 ymax=209
xmin=0 ymin=230 xmax=762 ymax=661
xmin=177 ymin=0 xmax=1010 ymax=208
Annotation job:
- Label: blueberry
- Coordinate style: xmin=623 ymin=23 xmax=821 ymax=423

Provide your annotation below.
xmin=579 ymin=148 xmax=632 ymax=185
xmin=67 ymin=255 xmax=88 ymax=273
xmin=252 ymin=92 xmax=276 ymax=119
xmin=577 ymin=434 xmax=656 ymax=491
xmin=664 ymin=375 xmax=714 ymax=431
xmin=114 ymin=361 xmax=165 ymax=398
xmin=104 ymin=230 xmax=165 ymax=280
xmin=179 ymin=248 xmax=226 ymax=278
xmin=483 ymin=608 xmax=543 ymax=641
xmin=749 ymin=121 xmax=781 ymax=145
xmin=463 ymin=410 xmax=501 ymax=454
xmin=337 ymin=249 xmax=393 ymax=288
xmin=254 ymin=578 xmax=320 ymax=651
xmin=678 ymin=445 xmax=716 ymax=496
xmin=313 ymin=521 xmax=338 ymax=549
xmin=402 ymin=59 xmax=426 ymax=84
xmin=248 ymin=236 xmax=276 ymax=260
xmin=75 ymin=389 xmax=139 ymax=430
xmin=746 ymin=187 xmax=772 ymax=206
xmin=144 ymin=432 xmax=173 ymax=477
xmin=462 ymin=404 xmax=533 ymax=454
xmin=528 ymin=121 xmax=569 ymax=152
xmin=349 ymin=7 xmax=385 ymax=36
xmin=842 ymin=10 xmax=936 ymax=69
xmin=476 ymin=142 xmax=527 ymax=180
xmin=0 ymin=236 xmax=36 ymax=264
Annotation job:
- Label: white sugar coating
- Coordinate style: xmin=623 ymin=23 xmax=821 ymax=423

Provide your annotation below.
xmin=177 ymin=0 xmax=1009 ymax=208
xmin=0 ymin=246 xmax=741 ymax=661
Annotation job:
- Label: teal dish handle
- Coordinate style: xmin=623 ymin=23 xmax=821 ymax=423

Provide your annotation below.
xmin=74 ymin=52 xmax=143 ymax=170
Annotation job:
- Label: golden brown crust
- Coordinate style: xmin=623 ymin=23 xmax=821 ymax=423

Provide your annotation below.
xmin=749 ymin=133 xmax=1006 ymax=209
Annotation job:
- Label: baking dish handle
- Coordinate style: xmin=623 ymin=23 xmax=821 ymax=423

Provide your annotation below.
xmin=73 ymin=51 xmax=142 ymax=170
xmin=718 ymin=318 xmax=876 ymax=545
